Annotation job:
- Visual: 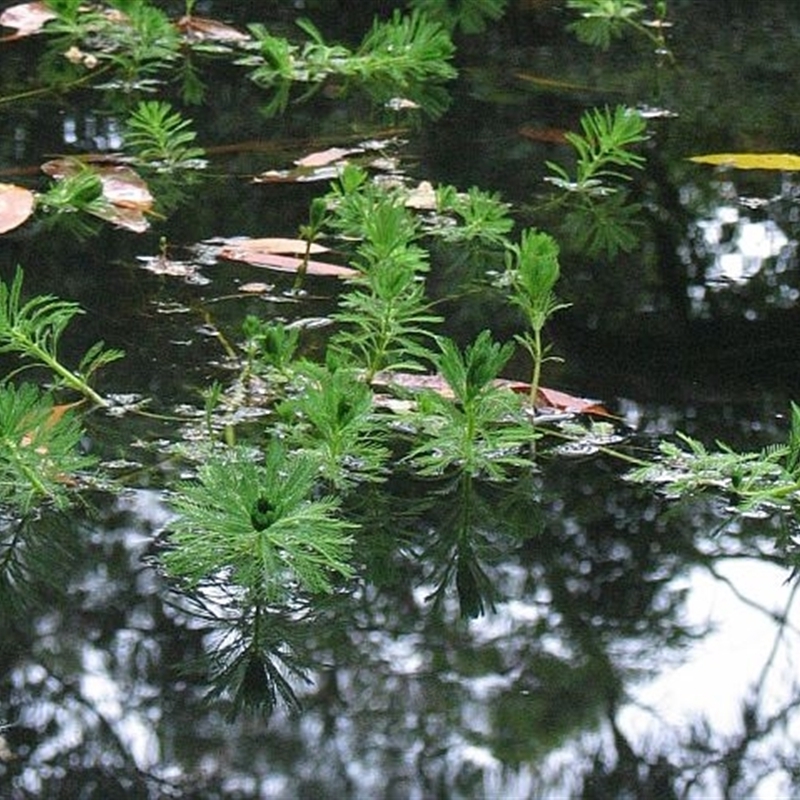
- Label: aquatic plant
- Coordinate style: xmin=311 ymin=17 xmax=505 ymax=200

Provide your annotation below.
xmin=567 ymin=0 xmax=672 ymax=58
xmin=330 ymin=188 xmax=441 ymax=380
xmin=163 ymin=443 xmax=357 ymax=603
xmin=409 ymin=0 xmax=508 ymax=35
xmin=0 ymin=268 xmax=124 ymax=407
xmin=504 ymin=230 xmax=570 ymax=408
xmin=546 ymin=105 xmax=648 ymax=196
xmin=124 ymin=100 xmax=205 ymax=169
xmin=408 ymin=330 xmax=534 ymax=479
xmin=279 ymin=363 xmax=390 ymax=489
xmin=240 ymin=316 xmax=301 ymax=380
xmin=0 ymin=383 xmax=95 ymax=512
xmin=627 ymin=403 xmax=800 ymax=512
xmin=244 ymin=9 xmax=456 ymax=117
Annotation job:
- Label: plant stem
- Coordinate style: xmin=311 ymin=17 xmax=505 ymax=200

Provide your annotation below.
xmin=12 ymin=333 xmax=108 ymax=407
xmin=529 ymin=327 xmax=542 ymax=408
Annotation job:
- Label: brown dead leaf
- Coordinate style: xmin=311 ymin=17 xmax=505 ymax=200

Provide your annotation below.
xmin=0 ymin=2 xmax=57 ymax=39
xmin=176 ymin=14 xmax=250 ymax=42
xmin=220 ymin=237 xmax=329 ymax=257
xmin=534 ymin=386 xmax=611 ymax=417
xmin=518 ymin=126 xmax=569 ymax=145
xmin=20 ymin=400 xmax=84 ymax=449
xmin=0 ymin=183 xmax=35 ymax=233
xmin=42 ymin=158 xmax=153 ymax=233
xmin=294 ymin=147 xmax=361 ymax=168
xmin=372 ymin=371 xmax=612 ymax=417
xmin=220 ymin=247 xmax=359 ymax=278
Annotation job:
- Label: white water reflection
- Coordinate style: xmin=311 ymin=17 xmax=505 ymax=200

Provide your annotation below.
xmin=620 ymin=557 xmax=800 ymax=799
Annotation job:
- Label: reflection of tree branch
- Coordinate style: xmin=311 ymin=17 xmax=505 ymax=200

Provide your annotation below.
xmin=701 ymin=560 xmax=800 ymax=636
xmin=753 ymin=577 xmax=800 ymax=697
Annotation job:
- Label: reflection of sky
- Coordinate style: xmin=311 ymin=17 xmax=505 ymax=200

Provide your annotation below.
xmin=620 ymin=557 xmax=800 ymax=799
xmin=685 ymin=179 xmax=799 ymax=318
xmin=698 ymin=206 xmax=790 ymax=285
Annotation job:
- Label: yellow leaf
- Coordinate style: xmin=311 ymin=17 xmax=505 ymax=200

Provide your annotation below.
xmin=688 ymin=152 xmax=800 ymax=171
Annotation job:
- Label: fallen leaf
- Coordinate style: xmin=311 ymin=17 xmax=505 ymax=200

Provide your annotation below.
xmin=518 ymin=126 xmax=569 ymax=145
xmin=219 ymin=237 xmax=329 ymax=257
xmin=0 ymin=2 xmax=56 ymax=39
xmin=513 ymin=71 xmax=599 ymax=93
xmin=253 ymin=166 xmax=344 ymax=184
xmin=372 ymin=371 xmax=612 ymax=416
xmin=534 ymin=386 xmax=611 ymax=417
xmin=20 ymin=400 xmax=84 ymax=449
xmin=176 ymin=14 xmax=249 ymax=42
xmin=219 ymin=248 xmax=359 ymax=278
xmin=42 ymin=158 xmax=153 ymax=233
xmin=294 ymin=146 xmax=360 ymax=168
xmin=688 ymin=152 xmax=800 ymax=171
xmin=0 ymin=183 xmax=35 ymax=233
xmin=238 ymin=282 xmax=273 ymax=294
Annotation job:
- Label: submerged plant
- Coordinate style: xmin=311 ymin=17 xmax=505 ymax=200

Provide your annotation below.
xmin=0 ymin=268 xmax=124 ymax=407
xmin=280 ymin=363 xmax=389 ymax=489
xmin=409 ymin=0 xmax=508 ymax=35
xmin=409 ymin=330 xmax=533 ymax=479
xmin=545 ymin=105 xmax=648 ymax=196
xmin=0 ymin=383 xmax=95 ymax=512
xmin=163 ymin=443 xmax=356 ymax=602
xmin=434 ymin=185 xmax=514 ymax=247
xmin=244 ymin=9 xmax=456 ymax=117
xmin=504 ymin=230 xmax=570 ymax=408
xmin=627 ymin=405 xmax=800 ymax=513
xmin=240 ymin=316 xmax=300 ymax=380
xmin=567 ymin=0 xmax=672 ymax=58
xmin=330 ymin=191 xmax=441 ymax=380
xmin=124 ymin=100 xmax=205 ymax=169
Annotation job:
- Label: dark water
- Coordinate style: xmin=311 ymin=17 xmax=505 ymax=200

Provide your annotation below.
xmin=2 ymin=1 xmax=800 ymax=797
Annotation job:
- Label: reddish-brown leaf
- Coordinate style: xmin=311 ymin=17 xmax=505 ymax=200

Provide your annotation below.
xmin=373 ymin=371 xmax=612 ymax=416
xmin=518 ymin=126 xmax=569 ymax=145
xmin=219 ymin=237 xmax=329 ymax=257
xmin=0 ymin=183 xmax=35 ymax=233
xmin=294 ymin=147 xmax=360 ymax=168
xmin=176 ymin=15 xmax=249 ymax=42
xmin=42 ymin=158 xmax=153 ymax=233
xmin=219 ymin=247 xmax=359 ymax=278
xmin=534 ymin=386 xmax=611 ymax=417
xmin=0 ymin=2 xmax=56 ymax=39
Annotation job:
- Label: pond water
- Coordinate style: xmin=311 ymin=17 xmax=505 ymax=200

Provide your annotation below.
xmin=2 ymin=1 xmax=800 ymax=798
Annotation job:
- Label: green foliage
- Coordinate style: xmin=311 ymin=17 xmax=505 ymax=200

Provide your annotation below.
xmin=330 ymin=187 xmax=441 ymax=380
xmin=0 ymin=383 xmax=95 ymax=512
xmin=435 ymin=186 xmax=514 ymax=247
xmin=124 ymin=101 xmax=205 ymax=169
xmin=45 ymin=0 xmax=181 ymax=87
xmin=245 ymin=10 xmax=456 ymax=117
xmin=409 ymin=331 xmax=534 ymax=479
xmin=409 ymin=0 xmax=508 ymax=35
xmin=280 ymin=364 xmax=389 ymax=489
xmin=241 ymin=316 xmax=300 ymax=379
xmin=163 ymin=443 xmax=357 ymax=602
xmin=560 ymin=190 xmax=644 ymax=258
xmin=566 ymin=0 xmax=671 ymax=58
xmin=627 ymin=409 xmax=800 ymax=512
xmin=546 ymin=105 xmax=648 ymax=195
xmin=504 ymin=230 xmax=570 ymax=405
xmin=36 ymin=169 xmax=110 ymax=232
xmin=0 ymin=268 xmax=124 ymax=407
xmin=566 ymin=0 xmax=647 ymax=49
